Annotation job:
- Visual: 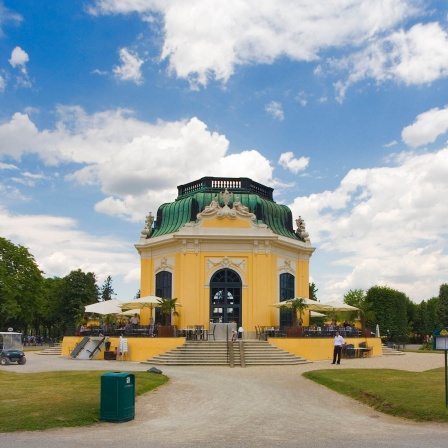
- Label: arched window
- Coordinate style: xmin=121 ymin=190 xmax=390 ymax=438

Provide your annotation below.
xmin=210 ymin=269 xmax=242 ymax=326
xmin=156 ymin=271 xmax=172 ymax=299
xmin=279 ymin=273 xmax=295 ymax=327
xmin=155 ymin=271 xmax=172 ymax=324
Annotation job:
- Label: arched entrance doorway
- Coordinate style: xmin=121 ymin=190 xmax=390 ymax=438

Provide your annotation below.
xmin=210 ymin=269 xmax=242 ymax=326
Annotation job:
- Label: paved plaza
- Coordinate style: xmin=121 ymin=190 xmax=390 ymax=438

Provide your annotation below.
xmin=1 ymin=351 xmax=448 ymax=448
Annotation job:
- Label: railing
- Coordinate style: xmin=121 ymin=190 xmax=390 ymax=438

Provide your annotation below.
xmin=257 ymin=325 xmax=365 ymax=338
xmin=177 ymin=176 xmax=274 ymax=201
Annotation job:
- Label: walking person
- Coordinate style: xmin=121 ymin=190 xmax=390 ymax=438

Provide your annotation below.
xmin=332 ymin=330 xmax=345 ymax=364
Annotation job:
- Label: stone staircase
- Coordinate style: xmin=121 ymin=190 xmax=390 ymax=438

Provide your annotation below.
xmin=141 ymin=340 xmax=309 ymax=367
xmin=36 ymin=343 xmax=62 ymax=355
xmin=382 ymin=344 xmax=405 ymax=355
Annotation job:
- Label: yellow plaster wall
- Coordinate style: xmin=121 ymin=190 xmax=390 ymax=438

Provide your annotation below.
xmin=138 ymin=229 xmax=312 ymax=330
xmin=140 ymin=257 xmax=154 ymax=296
xmin=63 ymin=336 xmax=383 ymax=362
xmin=173 ymin=249 xmax=202 ymax=326
xmin=269 ymin=337 xmax=383 ymax=361
xmin=62 ymin=336 xmax=185 ymax=362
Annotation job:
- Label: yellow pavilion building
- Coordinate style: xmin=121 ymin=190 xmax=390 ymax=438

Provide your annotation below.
xmin=62 ymin=177 xmax=382 ymax=360
xmin=135 ymin=176 xmax=315 ymax=335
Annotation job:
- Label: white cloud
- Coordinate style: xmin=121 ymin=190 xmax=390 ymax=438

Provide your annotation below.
xmin=289 ymin=147 xmax=448 ymax=302
xmin=89 ymin=0 xmax=420 ymax=87
xmin=334 ymin=22 xmax=448 ymax=101
xmin=402 ymin=106 xmax=448 ymax=147
xmin=113 ymin=47 xmax=144 ymax=84
xmin=265 ymin=101 xmax=284 ymax=121
xmin=0 ymin=74 xmax=5 ymax=92
xmin=0 ymin=3 xmax=23 ymax=37
xmin=278 ymin=152 xmax=309 ymax=174
xmin=295 ymin=91 xmax=308 ymax=107
xmin=0 ymin=207 xmax=139 ymax=295
xmin=0 ymin=107 xmax=274 ymax=221
xmin=9 ymin=46 xmax=29 ymax=72
xmin=0 ymin=162 xmax=19 ymax=170
xmin=383 ymin=140 xmax=398 ymax=148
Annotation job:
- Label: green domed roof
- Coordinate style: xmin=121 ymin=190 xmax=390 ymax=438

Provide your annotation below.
xmin=149 ymin=177 xmax=302 ymax=241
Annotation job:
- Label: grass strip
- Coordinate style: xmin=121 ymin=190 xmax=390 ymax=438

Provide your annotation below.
xmin=303 ymin=368 xmax=448 ymax=422
xmin=0 ymin=370 xmax=168 ymax=432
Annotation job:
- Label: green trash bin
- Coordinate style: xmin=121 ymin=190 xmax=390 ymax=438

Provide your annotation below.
xmin=100 ymin=372 xmax=135 ymax=422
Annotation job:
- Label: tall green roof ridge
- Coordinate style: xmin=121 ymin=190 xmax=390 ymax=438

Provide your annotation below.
xmin=150 ymin=177 xmax=302 ymax=241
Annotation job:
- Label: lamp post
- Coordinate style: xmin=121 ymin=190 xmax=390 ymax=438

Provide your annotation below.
xmin=433 ymin=328 xmax=448 ymax=408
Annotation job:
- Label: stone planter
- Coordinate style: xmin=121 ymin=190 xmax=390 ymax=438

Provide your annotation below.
xmin=157 ymin=325 xmax=175 ymax=337
xmin=286 ymin=326 xmax=303 ymax=338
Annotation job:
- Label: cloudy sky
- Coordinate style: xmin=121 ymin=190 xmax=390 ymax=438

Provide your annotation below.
xmin=1 ymin=0 xmax=447 ymax=303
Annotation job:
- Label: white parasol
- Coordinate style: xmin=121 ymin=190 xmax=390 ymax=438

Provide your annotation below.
xmin=85 ymin=299 xmax=122 ymax=315
xmin=119 ymin=295 xmax=164 ymax=323
xmin=320 ymin=300 xmax=360 ymax=312
xmin=271 ymin=298 xmax=333 ymax=312
xmin=375 ymin=324 xmax=380 ymax=338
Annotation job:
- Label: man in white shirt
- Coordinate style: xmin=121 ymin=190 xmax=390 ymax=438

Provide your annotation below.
xmin=332 ymin=331 xmax=345 ymax=364
xmin=130 ymin=313 xmax=139 ymax=327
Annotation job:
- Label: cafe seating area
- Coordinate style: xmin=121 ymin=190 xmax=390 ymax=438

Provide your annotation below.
xmin=78 ymin=323 xmax=369 ymax=345
xmin=256 ymin=326 xmax=287 ymax=340
xmin=255 ymin=325 xmax=363 ymax=340
xmin=342 ymin=342 xmax=373 ymax=358
xmin=302 ymin=325 xmax=362 ymax=338
xmin=80 ymin=324 xmax=158 ymax=337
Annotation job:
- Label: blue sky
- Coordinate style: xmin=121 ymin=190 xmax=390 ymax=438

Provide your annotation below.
xmin=1 ymin=0 xmax=448 ymax=303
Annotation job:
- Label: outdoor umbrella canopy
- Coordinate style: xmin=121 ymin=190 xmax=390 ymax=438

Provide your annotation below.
xmin=119 ymin=295 xmax=163 ymax=311
xmin=271 ymin=298 xmax=333 ymax=312
xmin=84 ymin=299 xmax=123 ymax=315
xmin=117 ymin=309 xmax=141 ymax=317
xmin=375 ymin=324 xmax=380 ymax=338
xmin=119 ymin=295 xmax=167 ymax=323
xmin=320 ymin=300 xmax=360 ymax=312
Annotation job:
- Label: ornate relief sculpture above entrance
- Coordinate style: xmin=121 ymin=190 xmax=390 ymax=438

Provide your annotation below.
xmin=278 ymin=259 xmax=296 ymax=275
xmin=197 ymin=190 xmax=256 ymax=221
xmin=207 ymin=256 xmax=246 ymax=273
xmin=155 ymin=256 xmax=174 ymax=273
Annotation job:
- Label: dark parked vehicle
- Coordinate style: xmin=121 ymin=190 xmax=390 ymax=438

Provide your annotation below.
xmin=0 ymin=332 xmax=26 ymax=365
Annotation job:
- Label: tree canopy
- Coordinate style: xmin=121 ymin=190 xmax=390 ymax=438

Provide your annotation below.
xmin=0 ymin=238 xmax=44 ymax=332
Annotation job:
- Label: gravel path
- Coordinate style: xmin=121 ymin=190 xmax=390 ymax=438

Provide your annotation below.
xmin=2 ymin=352 xmax=448 ymax=447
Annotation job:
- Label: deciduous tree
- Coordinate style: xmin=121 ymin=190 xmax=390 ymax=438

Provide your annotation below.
xmin=0 ymin=238 xmax=44 ymax=332
xmin=438 ymin=284 xmax=448 ymax=326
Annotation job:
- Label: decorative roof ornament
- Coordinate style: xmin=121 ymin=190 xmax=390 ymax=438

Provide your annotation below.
xmin=220 ymin=188 xmax=233 ymax=206
xmin=197 ymin=191 xmax=256 ymax=221
xmin=295 ymin=216 xmax=310 ymax=242
xmin=141 ymin=212 xmax=154 ymax=238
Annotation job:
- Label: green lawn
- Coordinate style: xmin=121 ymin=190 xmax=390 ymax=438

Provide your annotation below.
xmin=304 ymin=367 xmax=448 ymax=422
xmin=0 ymin=370 xmax=168 ymax=432
xmin=2 ymin=365 xmax=448 ymax=432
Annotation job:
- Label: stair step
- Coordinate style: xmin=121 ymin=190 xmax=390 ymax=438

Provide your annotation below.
xmin=381 ymin=344 xmax=405 ymax=355
xmin=36 ymin=347 xmax=63 ymax=355
xmin=142 ymin=340 xmax=309 ymax=366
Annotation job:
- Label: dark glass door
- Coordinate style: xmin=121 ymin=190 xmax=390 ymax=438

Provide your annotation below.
xmin=210 ymin=269 xmax=242 ymax=326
